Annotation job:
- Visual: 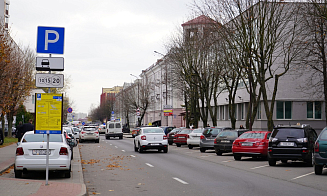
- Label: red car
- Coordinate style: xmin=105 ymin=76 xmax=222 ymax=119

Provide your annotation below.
xmin=232 ymin=131 xmax=271 ymax=160
xmin=173 ymin=129 xmax=193 ymax=147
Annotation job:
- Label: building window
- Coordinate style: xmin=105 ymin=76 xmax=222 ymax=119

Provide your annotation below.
xmin=257 ymin=102 xmax=261 ymax=120
xmin=241 ymin=103 xmax=244 ymax=120
xmin=276 ymin=101 xmax=292 ymax=119
xmin=32 ymin=95 xmax=35 ymax=104
xmin=221 ymin=106 xmax=225 ymax=120
xmin=307 ymin=101 xmax=321 ymax=119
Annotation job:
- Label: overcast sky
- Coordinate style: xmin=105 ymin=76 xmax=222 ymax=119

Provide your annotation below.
xmin=9 ymin=0 xmax=197 ymax=114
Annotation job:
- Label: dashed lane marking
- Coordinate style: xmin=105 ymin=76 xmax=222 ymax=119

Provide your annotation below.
xmin=251 ymin=165 xmax=269 ymax=169
xmin=122 ymin=150 xmax=125 ymax=152
xmin=145 ymin=163 xmax=154 ymax=167
xmin=130 ymin=155 xmax=136 ymax=158
xmin=173 ymin=177 xmax=189 ymax=184
xmin=291 ymin=172 xmax=314 ymax=180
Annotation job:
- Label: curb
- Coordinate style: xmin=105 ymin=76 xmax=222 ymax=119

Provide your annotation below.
xmin=0 ymin=163 xmax=14 ymax=175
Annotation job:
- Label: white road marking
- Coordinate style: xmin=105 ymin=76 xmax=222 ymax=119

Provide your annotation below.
xmin=115 ymin=146 xmax=118 ymax=148
xmin=200 ymin=155 xmax=213 ymax=158
xmin=122 ymin=150 xmax=125 ymax=152
xmin=130 ymin=155 xmax=136 ymax=158
xmin=222 ymin=160 xmax=232 ymax=163
xmin=291 ymin=172 xmax=314 ymax=180
xmin=110 ymin=144 xmax=112 ymax=145
xmin=251 ymin=165 xmax=269 ymax=169
xmin=173 ymin=177 xmax=189 ymax=185
xmin=145 ymin=163 xmax=154 ymax=167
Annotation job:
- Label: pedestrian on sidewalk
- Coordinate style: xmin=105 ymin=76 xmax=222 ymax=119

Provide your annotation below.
xmin=16 ymin=121 xmax=23 ymax=142
xmin=20 ymin=119 xmax=34 ymax=139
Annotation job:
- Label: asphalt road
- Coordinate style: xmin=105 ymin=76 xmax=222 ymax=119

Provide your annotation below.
xmin=79 ymin=135 xmax=327 ymax=196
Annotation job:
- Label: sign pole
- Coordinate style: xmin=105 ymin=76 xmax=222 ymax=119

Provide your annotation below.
xmin=45 ymin=54 xmax=51 ymax=185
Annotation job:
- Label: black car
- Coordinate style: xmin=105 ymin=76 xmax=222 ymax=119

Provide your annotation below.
xmin=167 ymin=128 xmax=183 ymax=145
xmin=313 ymin=127 xmax=327 ymax=175
xmin=160 ymin=126 xmax=175 ymax=135
xmin=214 ymin=129 xmax=249 ymax=155
xmin=268 ymin=124 xmax=317 ymax=166
xmin=200 ymin=126 xmax=232 ymax=152
xmin=0 ymin=129 xmax=4 ymax=145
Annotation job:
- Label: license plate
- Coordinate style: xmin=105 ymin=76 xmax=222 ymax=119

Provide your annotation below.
xmin=280 ymin=142 xmax=294 ymax=146
xmin=241 ymin=143 xmax=253 ymax=146
xmin=32 ymin=150 xmax=50 ymax=155
xmin=179 ymin=136 xmax=185 ymax=138
xmin=87 ymin=133 xmax=93 ymax=135
xmin=221 ymin=140 xmax=230 ymax=143
xmin=151 ymin=143 xmax=160 ymax=146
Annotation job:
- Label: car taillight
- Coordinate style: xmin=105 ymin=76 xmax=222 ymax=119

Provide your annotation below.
xmin=16 ymin=147 xmax=24 ymax=156
xmin=233 ymin=141 xmax=239 ymax=146
xmin=187 ymin=135 xmax=190 ymax=138
xmin=163 ymin=135 xmax=167 ymax=140
xmin=214 ymin=138 xmax=217 ymax=144
xmin=174 ymin=135 xmax=177 ymax=138
xmin=95 ymin=131 xmax=99 ymax=134
xmin=81 ymin=131 xmax=85 ymax=134
xmin=141 ymin=135 xmax=146 ymax=140
xmin=59 ymin=147 xmax=68 ymax=155
xmin=315 ymin=142 xmax=319 ymax=153
xmin=255 ymin=142 xmax=265 ymax=146
xmin=200 ymin=135 xmax=205 ymax=140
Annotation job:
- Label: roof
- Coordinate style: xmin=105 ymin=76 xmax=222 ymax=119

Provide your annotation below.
xmin=181 ymin=15 xmax=217 ymax=27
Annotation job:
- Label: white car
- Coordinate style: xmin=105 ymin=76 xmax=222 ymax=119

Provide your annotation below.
xmin=98 ymin=125 xmax=106 ymax=134
xmin=72 ymin=127 xmax=81 ymax=140
xmin=79 ymin=126 xmax=99 ymax=143
xmin=14 ymin=131 xmax=72 ymax=178
xmin=187 ymin=128 xmax=204 ymax=149
xmin=134 ymin=127 xmax=168 ymax=153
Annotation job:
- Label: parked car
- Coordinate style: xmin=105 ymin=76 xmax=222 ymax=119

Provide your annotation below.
xmin=160 ymin=126 xmax=175 ymax=135
xmin=98 ymin=124 xmax=106 ymax=134
xmin=72 ymin=127 xmax=81 ymax=140
xmin=200 ymin=127 xmax=232 ymax=152
xmin=64 ymin=132 xmax=74 ymax=160
xmin=268 ymin=124 xmax=317 ymax=166
xmin=79 ymin=126 xmax=100 ymax=143
xmin=122 ymin=124 xmax=130 ymax=133
xmin=132 ymin=127 xmax=141 ymax=138
xmin=0 ymin=129 xmax=3 ymax=145
xmin=214 ymin=129 xmax=249 ymax=155
xmin=63 ymin=127 xmax=77 ymax=147
xmin=134 ymin=127 xmax=168 ymax=153
xmin=105 ymin=121 xmax=123 ymax=139
xmin=187 ymin=128 xmax=204 ymax=149
xmin=167 ymin=128 xmax=183 ymax=145
xmin=232 ymin=131 xmax=271 ymax=160
xmin=14 ymin=131 xmax=71 ymax=178
xmin=174 ymin=128 xmax=193 ymax=147
xmin=314 ymin=127 xmax=327 ymax=175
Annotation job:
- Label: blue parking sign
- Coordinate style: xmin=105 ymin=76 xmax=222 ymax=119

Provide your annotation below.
xmin=37 ymin=26 xmax=65 ymax=54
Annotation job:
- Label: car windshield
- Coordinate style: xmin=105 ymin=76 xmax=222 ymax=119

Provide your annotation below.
xmin=239 ymin=132 xmax=265 ymax=139
xmin=171 ymin=129 xmax=180 ymax=133
xmin=64 ymin=128 xmax=72 ymax=134
xmin=143 ymin=128 xmax=164 ymax=133
xmin=179 ymin=129 xmax=192 ymax=134
xmin=203 ymin=128 xmax=221 ymax=135
xmin=272 ymin=128 xmax=305 ymax=138
xmin=115 ymin=123 xmax=121 ymax=128
xmin=23 ymin=134 xmax=63 ymax=142
xmin=192 ymin=128 xmax=203 ymax=133
xmin=218 ymin=131 xmax=238 ymax=137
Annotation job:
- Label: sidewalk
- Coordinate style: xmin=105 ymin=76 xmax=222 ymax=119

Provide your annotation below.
xmin=0 ymin=143 xmax=87 ymax=196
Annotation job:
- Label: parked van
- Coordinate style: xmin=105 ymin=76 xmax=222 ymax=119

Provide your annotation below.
xmin=105 ymin=121 xmax=123 ymax=140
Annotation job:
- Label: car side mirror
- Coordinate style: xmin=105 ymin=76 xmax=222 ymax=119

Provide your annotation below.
xmin=71 ymin=136 xmax=74 ymax=139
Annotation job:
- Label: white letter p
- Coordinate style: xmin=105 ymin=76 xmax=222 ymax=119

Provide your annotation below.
xmin=44 ymin=30 xmax=59 ymax=50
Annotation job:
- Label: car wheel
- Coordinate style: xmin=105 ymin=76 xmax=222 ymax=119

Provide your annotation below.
xmin=105 ymin=136 xmax=109 ymax=140
xmin=215 ymin=150 xmax=222 ymax=156
xmin=95 ymin=139 xmax=99 ymax=143
xmin=168 ymin=141 xmax=173 ymax=145
xmin=79 ymin=139 xmax=83 ymax=143
xmin=163 ymin=147 xmax=168 ymax=153
xmin=119 ymin=136 xmax=123 ymax=139
xmin=234 ymin=155 xmax=241 ymax=161
xmin=138 ymin=143 xmax=143 ymax=153
xmin=200 ymin=148 xmax=206 ymax=153
xmin=176 ymin=143 xmax=181 ymax=147
xmin=64 ymin=171 xmax=71 ymax=178
xmin=134 ymin=143 xmax=138 ymax=152
xmin=314 ymin=164 xmax=323 ymax=175
xmin=188 ymin=145 xmax=193 ymax=149
xmin=14 ymin=170 xmax=22 ymax=178
xmin=71 ymin=150 xmax=74 ymax=160
xmin=281 ymin=160 xmax=287 ymax=164
xmin=268 ymin=158 xmax=276 ymax=166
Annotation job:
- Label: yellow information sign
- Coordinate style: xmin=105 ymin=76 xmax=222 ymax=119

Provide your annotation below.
xmin=35 ymin=93 xmax=63 ymax=134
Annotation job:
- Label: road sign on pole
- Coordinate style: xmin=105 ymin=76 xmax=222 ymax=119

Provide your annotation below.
xmin=37 ymin=26 xmax=65 ymax=54
xmin=36 ymin=57 xmax=64 ymax=71
xmin=35 ymin=73 xmax=64 ymax=88
xmin=67 ymin=107 xmax=73 ymax=113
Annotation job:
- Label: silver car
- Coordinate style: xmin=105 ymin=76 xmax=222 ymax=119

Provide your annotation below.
xmin=79 ymin=126 xmax=99 ymax=143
